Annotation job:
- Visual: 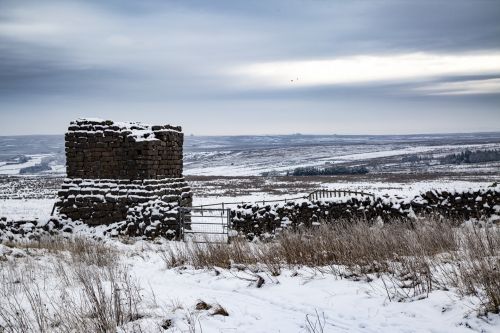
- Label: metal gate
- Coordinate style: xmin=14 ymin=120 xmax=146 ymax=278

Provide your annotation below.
xmin=179 ymin=207 xmax=231 ymax=243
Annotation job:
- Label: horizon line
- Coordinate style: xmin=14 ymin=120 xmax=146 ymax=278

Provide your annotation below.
xmin=1 ymin=130 xmax=500 ymax=138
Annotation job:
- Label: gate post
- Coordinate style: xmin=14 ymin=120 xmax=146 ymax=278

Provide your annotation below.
xmin=178 ymin=207 xmax=185 ymax=241
xmin=226 ymin=208 xmax=231 ymax=244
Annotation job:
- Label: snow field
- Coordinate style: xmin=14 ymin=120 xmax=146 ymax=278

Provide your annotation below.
xmin=125 ymin=243 xmax=499 ymax=333
xmin=1 ymin=239 xmax=499 ymax=333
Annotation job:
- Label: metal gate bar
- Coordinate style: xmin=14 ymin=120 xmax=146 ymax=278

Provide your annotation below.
xmin=180 ymin=207 xmax=231 ymax=244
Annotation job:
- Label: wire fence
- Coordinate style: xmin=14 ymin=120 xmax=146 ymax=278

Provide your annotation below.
xmin=190 ymin=189 xmax=375 ymax=210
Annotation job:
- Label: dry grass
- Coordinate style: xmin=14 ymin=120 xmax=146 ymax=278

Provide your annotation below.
xmin=305 ymin=310 xmax=326 ymax=333
xmin=4 ymin=236 xmax=117 ymax=267
xmin=161 ymin=218 xmax=458 ymax=270
xmin=160 ymin=238 xmax=257 ymax=270
xmin=452 ymin=226 xmax=500 ymax=314
xmin=273 ymin=219 xmax=457 ymax=270
xmin=0 ymin=237 xmax=143 ymax=333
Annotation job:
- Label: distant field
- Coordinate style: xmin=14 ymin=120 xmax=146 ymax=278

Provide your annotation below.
xmin=1 ymin=132 xmax=500 ymax=177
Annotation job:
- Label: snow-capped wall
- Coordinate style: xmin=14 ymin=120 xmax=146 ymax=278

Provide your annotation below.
xmin=56 ymin=178 xmax=191 ymax=226
xmin=231 ymin=188 xmax=500 ymax=239
xmin=65 ymin=118 xmax=183 ymax=179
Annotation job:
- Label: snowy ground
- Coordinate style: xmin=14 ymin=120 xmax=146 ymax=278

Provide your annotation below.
xmin=126 ymin=247 xmax=500 ymax=333
xmin=124 ymin=242 xmax=500 ymax=333
xmin=0 ymin=198 xmax=54 ymax=221
xmin=1 ymin=239 xmax=499 ymax=333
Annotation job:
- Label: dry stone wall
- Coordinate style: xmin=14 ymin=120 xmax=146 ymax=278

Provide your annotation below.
xmin=55 ymin=118 xmax=192 ymax=232
xmin=3 ymin=187 xmax=499 ymax=242
xmin=57 ymin=178 xmax=191 ymax=226
xmin=231 ymin=188 xmax=500 ymax=240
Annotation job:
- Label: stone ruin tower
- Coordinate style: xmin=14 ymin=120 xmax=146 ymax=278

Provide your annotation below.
xmin=55 ymin=118 xmax=192 ymax=238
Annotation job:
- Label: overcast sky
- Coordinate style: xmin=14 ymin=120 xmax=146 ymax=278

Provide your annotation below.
xmin=1 ymin=0 xmax=499 ymax=135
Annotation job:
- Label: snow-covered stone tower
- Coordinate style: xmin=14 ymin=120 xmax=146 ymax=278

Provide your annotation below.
xmin=55 ymin=118 xmax=192 ymax=237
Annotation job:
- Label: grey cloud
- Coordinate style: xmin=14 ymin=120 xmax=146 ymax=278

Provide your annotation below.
xmin=0 ymin=0 xmax=499 ymax=135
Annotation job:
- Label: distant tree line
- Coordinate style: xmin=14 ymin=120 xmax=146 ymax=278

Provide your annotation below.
xmin=439 ymin=149 xmax=500 ymax=165
xmin=290 ymin=165 xmax=369 ymax=176
xmin=6 ymin=155 xmax=29 ymax=165
xmin=401 ymin=155 xmax=428 ymax=163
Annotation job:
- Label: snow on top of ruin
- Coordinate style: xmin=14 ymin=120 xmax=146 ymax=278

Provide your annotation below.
xmin=69 ymin=118 xmax=182 ymax=141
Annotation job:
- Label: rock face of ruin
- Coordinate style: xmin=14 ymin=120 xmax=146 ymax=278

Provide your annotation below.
xmin=65 ymin=119 xmax=183 ymax=179
xmin=56 ymin=118 xmax=192 ymax=233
